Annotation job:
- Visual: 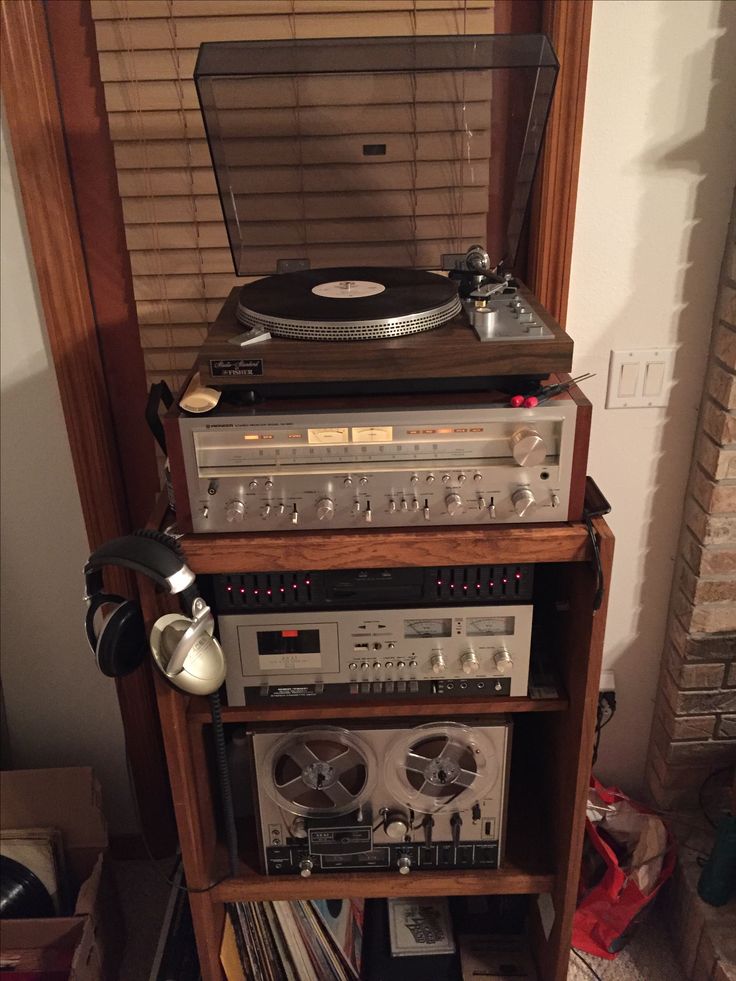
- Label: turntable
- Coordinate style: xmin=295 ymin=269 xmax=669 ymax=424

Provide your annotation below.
xmin=193 ymin=34 xmax=566 ymax=399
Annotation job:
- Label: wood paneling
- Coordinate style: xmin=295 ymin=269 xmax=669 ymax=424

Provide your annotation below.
xmin=527 ymin=0 xmax=592 ymax=325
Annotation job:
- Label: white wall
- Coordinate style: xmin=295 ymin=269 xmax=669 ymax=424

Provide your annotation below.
xmin=0 ymin=108 xmax=136 ymax=833
xmin=568 ymin=0 xmax=736 ymax=793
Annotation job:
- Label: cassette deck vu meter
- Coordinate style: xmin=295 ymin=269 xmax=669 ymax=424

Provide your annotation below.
xmin=165 ymin=384 xmax=590 ymax=533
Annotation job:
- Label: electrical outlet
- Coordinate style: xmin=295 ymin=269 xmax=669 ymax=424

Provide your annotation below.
xmin=606 ymin=348 xmax=675 ymax=408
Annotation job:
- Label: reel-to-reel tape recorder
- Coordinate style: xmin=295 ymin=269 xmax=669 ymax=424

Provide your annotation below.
xmin=250 ymin=718 xmax=511 ymax=877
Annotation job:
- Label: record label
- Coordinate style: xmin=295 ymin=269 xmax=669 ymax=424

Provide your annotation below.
xmin=311 ymin=280 xmax=386 ymax=299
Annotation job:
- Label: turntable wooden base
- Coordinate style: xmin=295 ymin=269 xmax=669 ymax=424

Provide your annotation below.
xmin=196 ymin=286 xmax=574 ymax=397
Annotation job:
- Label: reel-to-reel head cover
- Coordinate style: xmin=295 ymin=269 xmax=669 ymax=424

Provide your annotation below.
xmin=250 ymin=718 xmax=511 ymax=876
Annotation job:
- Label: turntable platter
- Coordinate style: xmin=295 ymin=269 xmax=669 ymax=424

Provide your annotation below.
xmin=236 ymin=267 xmax=462 ymax=341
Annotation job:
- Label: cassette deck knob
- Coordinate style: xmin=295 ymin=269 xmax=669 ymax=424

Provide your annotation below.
xmin=511 ymin=486 xmax=536 ymax=518
xmin=397 ymin=856 xmax=412 ymax=875
xmin=509 ymin=428 xmax=547 ymax=467
xmin=299 ymin=858 xmax=314 ymax=878
xmin=225 ymin=500 xmax=246 ymax=522
xmin=445 ymin=493 xmax=464 ymax=516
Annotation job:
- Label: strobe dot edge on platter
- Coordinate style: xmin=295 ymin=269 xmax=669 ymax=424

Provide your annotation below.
xmin=236 ymin=267 xmax=462 ymax=341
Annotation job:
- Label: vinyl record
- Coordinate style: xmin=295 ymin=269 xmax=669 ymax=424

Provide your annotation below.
xmin=263 ymin=726 xmax=376 ymax=817
xmin=236 ymin=267 xmax=462 ymax=340
xmin=0 ymin=854 xmax=55 ymax=919
xmin=384 ymin=721 xmax=500 ymax=815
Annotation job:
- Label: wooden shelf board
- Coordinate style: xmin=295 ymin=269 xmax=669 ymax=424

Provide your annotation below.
xmin=211 ymin=863 xmax=554 ymax=903
xmin=188 ymin=694 xmax=568 ymax=724
xmin=181 ymin=522 xmax=592 ymax=574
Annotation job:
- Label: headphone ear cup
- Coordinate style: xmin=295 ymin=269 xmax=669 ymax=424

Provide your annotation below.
xmin=96 ymin=602 xmax=147 ymax=678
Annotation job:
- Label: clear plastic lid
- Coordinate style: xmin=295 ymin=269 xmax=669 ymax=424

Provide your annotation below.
xmin=195 ymin=34 xmax=558 ymax=276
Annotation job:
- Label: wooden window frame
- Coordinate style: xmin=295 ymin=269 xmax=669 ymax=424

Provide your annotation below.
xmin=0 ymin=0 xmax=591 ymax=847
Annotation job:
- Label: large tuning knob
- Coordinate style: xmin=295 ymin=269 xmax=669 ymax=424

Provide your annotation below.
xmin=224 ymin=499 xmax=246 ymax=522
xmin=315 ymin=497 xmax=335 ymax=521
xmin=445 ymin=493 xmax=464 ymax=516
xmin=509 ymin=428 xmax=547 ymax=467
xmin=461 ymin=649 xmax=479 ymax=675
xmin=431 ymin=652 xmax=446 ymax=675
xmin=511 ymin=486 xmax=536 ymax=518
xmin=494 ymin=648 xmax=513 ymax=674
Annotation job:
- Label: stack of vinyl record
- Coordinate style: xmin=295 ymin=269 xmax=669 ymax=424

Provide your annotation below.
xmin=223 ymin=899 xmax=363 ymax=981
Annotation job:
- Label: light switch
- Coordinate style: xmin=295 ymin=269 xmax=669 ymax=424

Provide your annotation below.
xmin=618 ymin=363 xmax=639 ymax=398
xmin=606 ymin=348 xmax=675 ymax=408
xmin=643 ymin=361 xmax=665 ymax=397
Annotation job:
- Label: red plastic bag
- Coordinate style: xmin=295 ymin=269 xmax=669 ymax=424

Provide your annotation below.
xmin=571 ymin=777 xmax=676 ymax=959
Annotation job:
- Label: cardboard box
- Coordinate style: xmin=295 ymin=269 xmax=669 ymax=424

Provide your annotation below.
xmin=0 ymin=768 xmax=124 ymax=980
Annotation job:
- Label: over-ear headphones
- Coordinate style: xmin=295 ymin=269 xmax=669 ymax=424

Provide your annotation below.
xmin=84 ymin=529 xmax=226 ymax=696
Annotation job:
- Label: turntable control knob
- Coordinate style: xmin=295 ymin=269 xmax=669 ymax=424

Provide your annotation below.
xmin=384 ymin=811 xmax=410 ymax=839
xmin=225 ymin=500 xmax=246 ymax=523
xmin=445 ymin=493 xmax=464 ymax=517
xmin=431 ymin=652 xmax=446 ymax=675
xmin=397 ymin=855 xmax=412 ymax=875
xmin=316 ymin=497 xmax=335 ymax=521
xmin=298 ymin=858 xmax=314 ymax=878
xmin=510 ymin=428 xmax=547 ymax=467
xmin=494 ymin=648 xmax=513 ymax=673
xmin=511 ymin=486 xmax=536 ymax=518
xmin=461 ymin=650 xmax=479 ymax=675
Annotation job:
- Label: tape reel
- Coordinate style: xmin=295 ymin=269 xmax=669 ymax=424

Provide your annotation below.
xmin=384 ymin=721 xmax=500 ymax=814
xmin=263 ymin=726 xmax=376 ymax=818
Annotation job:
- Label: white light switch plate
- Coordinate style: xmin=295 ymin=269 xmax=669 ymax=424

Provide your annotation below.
xmin=606 ymin=348 xmax=675 ymax=408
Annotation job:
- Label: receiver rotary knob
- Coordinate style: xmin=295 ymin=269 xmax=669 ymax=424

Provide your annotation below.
xmin=298 ymin=858 xmax=314 ymax=878
xmin=224 ymin=499 xmax=245 ymax=522
xmin=511 ymin=486 xmax=536 ymax=518
xmin=445 ymin=493 xmax=464 ymax=516
xmin=431 ymin=652 xmax=446 ymax=675
xmin=316 ymin=497 xmax=335 ymax=521
xmin=510 ymin=428 xmax=547 ymax=467
xmin=384 ymin=811 xmax=410 ymax=840
xmin=461 ymin=650 xmax=480 ymax=675
xmin=494 ymin=649 xmax=513 ymax=673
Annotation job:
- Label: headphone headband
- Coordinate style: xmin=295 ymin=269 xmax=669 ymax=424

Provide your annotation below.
xmin=84 ymin=530 xmax=195 ymax=603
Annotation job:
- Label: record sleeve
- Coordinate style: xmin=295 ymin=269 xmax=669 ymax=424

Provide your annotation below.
xmin=387 ymin=897 xmax=456 ymax=957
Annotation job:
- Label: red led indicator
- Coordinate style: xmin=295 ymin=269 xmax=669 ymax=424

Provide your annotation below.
xmin=226 ymin=585 xmax=232 ymax=592
xmin=305 ymin=579 xmax=311 ymax=586
xmin=489 ymin=582 xmax=494 ymax=589
xmin=254 ymin=589 xmax=259 ymax=595
xmin=266 ymin=589 xmax=272 ymax=596
xmin=292 ymin=584 xmax=298 ymax=590
xmin=240 ymin=587 xmax=246 ymax=594
xmin=502 ymin=578 xmax=508 ymax=584
xmin=280 ymin=587 xmax=285 ymax=593
xmin=515 ymin=572 xmax=522 ymax=580
xmin=282 ymin=630 xmax=299 ymax=637
xmin=462 ymin=584 xmax=468 ymax=591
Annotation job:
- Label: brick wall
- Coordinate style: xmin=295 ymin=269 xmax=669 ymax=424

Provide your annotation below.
xmin=646 ymin=190 xmax=736 ymax=810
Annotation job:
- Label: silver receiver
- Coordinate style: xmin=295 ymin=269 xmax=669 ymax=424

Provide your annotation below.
xmin=220 ymin=604 xmax=532 ymax=704
xmin=176 ymin=400 xmax=585 ymax=533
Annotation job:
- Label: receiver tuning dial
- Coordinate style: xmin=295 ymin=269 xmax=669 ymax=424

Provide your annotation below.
xmin=316 ymin=497 xmax=335 ymax=521
xmin=224 ymin=499 xmax=246 ymax=523
xmin=445 ymin=493 xmax=464 ymax=516
xmin=510 ymin=428 xmax=547 ymax=467
xmin=511 ymin=486 xmax=536 ymax=518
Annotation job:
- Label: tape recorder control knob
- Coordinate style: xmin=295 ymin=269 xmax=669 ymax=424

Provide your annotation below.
xmin=510 ymin=428 xmax=547 ymax=467
xmin=397 ymin=856 xmax=412 ymax=875
xmin=316 ymin=497 xmax=335 ymax=521
xmin=384 ymin=811 xmax=410 ymax=839
xmin=431 ymin=652 xmax=446 ymax=675
xmin=445 ymin=494 xmax=464 ymax=516
xmin=511 ymin=487 xmax=536 ymax=517
xmin=461 ymin=650 xmax=480 ymax=675
xmin=298 ymin=858 xmax=314 ymax=878
xmin=494 ymin=649 xmax=513 ymax=673
xmin=225 ymin=500 xmax=246 ymax=522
